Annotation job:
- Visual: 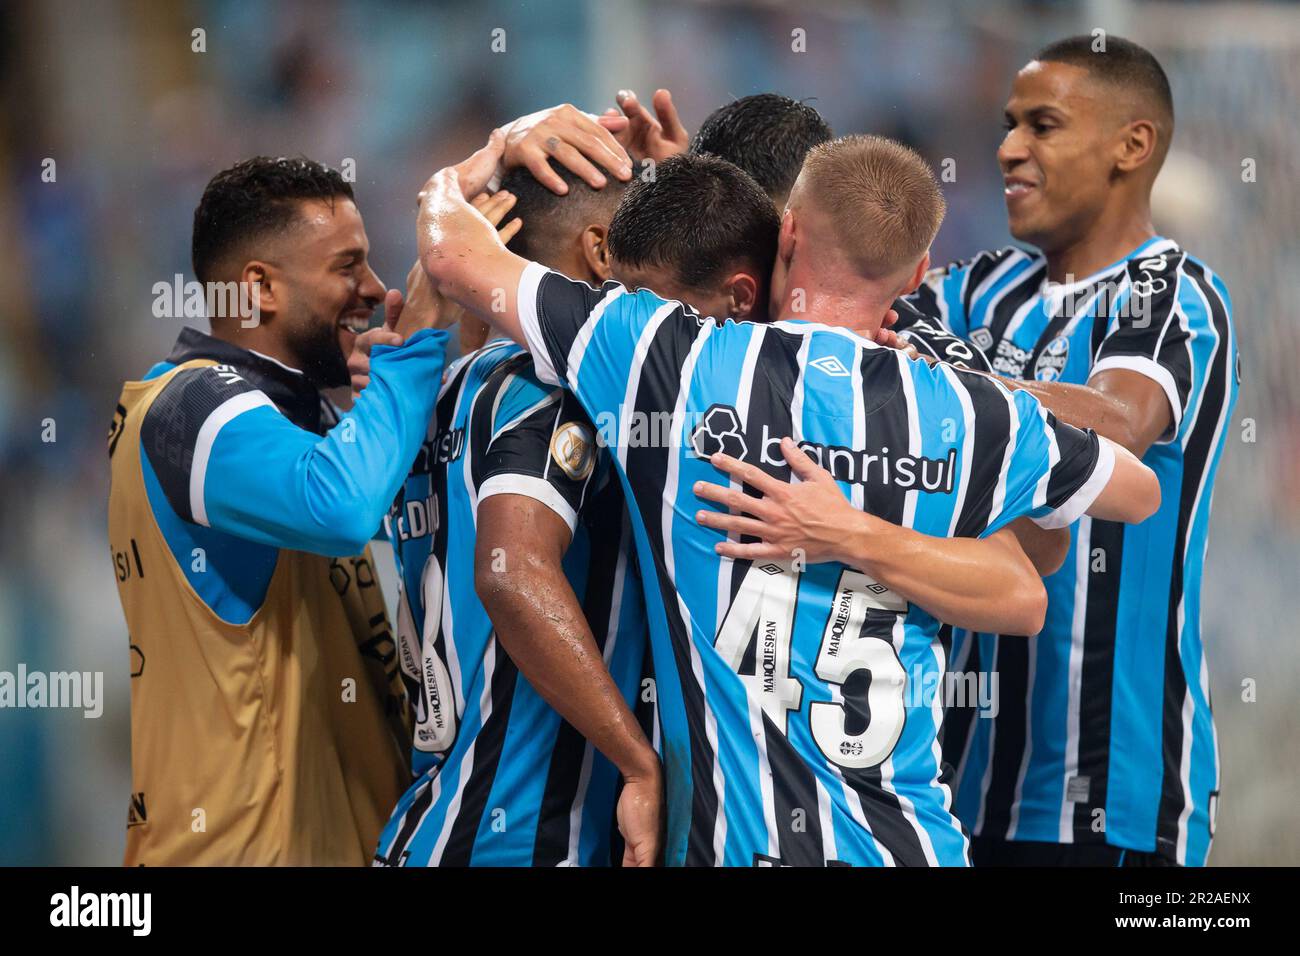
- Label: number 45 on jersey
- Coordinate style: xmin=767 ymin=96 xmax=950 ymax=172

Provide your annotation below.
xmin=714 ymin=560 xmax=909 ymax=770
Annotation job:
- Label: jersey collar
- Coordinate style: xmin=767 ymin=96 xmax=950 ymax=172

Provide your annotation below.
xmin=167 ymin=326 xmax=324 ymax=433
xmin=1039 ymin=235 xmax=1178 ymax=298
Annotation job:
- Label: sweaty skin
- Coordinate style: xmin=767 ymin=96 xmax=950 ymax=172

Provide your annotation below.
xmin=474 ymin=495 xmax=662 ymax=866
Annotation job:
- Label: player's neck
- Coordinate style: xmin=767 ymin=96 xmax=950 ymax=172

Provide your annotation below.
xmin=208 ymin=322 xmax=301 ymax=372
xmin=1042 ymin=204 xmax=1157 ymax=284
xmin=777 ymin=271 xmax=892 ymax=339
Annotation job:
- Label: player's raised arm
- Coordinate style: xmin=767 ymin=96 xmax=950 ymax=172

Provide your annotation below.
xmin=417 ymin=134 xmax=533 ymax=346
xmin=151 ymin=326 xmax=447 ymax=558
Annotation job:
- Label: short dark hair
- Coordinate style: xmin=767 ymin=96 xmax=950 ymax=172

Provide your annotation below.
xmin=192 ymin=156 xmax=354 ymax=283
xmin=801 ymin=135 xmax=946 ymax=279
xmin=1034 ymin=35 xmax=1174 ymax=144
xmin=499 ymin=161 xmax=632 ymax=264
xmin=607 ymin=153 xmax=780 ymax=292
xmin=689 ymin=93 xmax=832 ymax=202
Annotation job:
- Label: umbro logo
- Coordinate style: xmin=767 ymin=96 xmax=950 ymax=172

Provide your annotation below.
xmin=809 ymin=355 xmax=850 ymax=378
xmin=758 ymin=563 xmax=783 ymax=576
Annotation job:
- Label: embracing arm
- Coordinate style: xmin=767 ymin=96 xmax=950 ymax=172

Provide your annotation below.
xmin=1003 ymin=368 xmax=1172 ymax=457
xmin=474 ymin=494 xmax=662 ymax=866
xmin=693 ymin=438 xmax=1049 ymax=636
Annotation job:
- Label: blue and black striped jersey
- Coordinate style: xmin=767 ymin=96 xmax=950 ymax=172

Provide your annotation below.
xmin=516 ymin=263 xmax=1113 ymax=866
xmin=374 ymin=340 xmax=650 ymax=867
xmin=890 ymin=298 xmax=994 ymax=372
xmin=909 ymin=237 xmax=1238 ymax=865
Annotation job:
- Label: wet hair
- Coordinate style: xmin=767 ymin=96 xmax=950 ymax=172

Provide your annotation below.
xmin=607 ymin=153 xmax=780 ymax=291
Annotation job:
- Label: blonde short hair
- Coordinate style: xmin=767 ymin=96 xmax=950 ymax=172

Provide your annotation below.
xmin=799 ymin=135 xmax=946 ymax=279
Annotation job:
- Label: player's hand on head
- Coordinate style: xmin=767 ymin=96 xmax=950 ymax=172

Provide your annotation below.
xmin=616 ymin=768 xmax=664 ymax=867
xmin=603 ymin=88 xmax=689 ymax=163
xmin=693 ymin=437 xmax=858 ymax=565
xmin=497 ymin=103 xmax=633 ymax=194
xmin=470 ymin=188 xmax=522 ymax=245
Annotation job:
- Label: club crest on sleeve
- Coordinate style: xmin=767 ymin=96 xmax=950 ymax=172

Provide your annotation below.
xmin=550 ymin=421 xmax=596 ymax=480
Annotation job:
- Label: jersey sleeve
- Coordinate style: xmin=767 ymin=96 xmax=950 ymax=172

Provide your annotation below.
xmin=140 ymin=328 xmax=448 ymax=556
xmin=472 ymin=361 xmax=601 ymax=536
xmin=958 ymin=374 xmax=1114 ymax=534
xmin=905 ymin=247 xmax=1025 ymax=340
xmin=890 ymin=298 xmax=993 ymax=372
xmin=1089 ymin=251 xmax=1194 ymax=444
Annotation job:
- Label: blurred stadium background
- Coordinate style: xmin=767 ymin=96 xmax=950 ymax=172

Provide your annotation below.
xmin=0 ymin=0 xmax=1295 ymax=865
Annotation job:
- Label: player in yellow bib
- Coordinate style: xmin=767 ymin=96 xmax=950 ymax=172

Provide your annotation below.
xmin=108 ymin=156 xmax=453 ymax=865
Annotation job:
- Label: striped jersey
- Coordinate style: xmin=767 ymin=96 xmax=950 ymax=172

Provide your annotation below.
xmin=890 ymin=298 xmax=994 ymax=373
xmin=374 ymin=340 xmax=649 ymax=866
xmin=909 ymin=237 xmax=1239 ymax=865
xmin=516 ymin=262 xmax=1115 ymax=866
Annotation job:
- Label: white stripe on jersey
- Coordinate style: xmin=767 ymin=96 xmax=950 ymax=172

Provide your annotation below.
xmin=657 ymin=319 xmax=730 ymax=865
xmin=564 ymin=535 xmax=635 ymax=863
xmin=886 ymin=352 xmax=941 ymax=867
xmin=936 ymin=365 xmax=977 ymax=863
xmin=477 ymin=474 xmax=579 ymax=533
xmin=563 ymin=284 xmax=627 ymax=389
xmin=429 ymin=639 xmax=499 ymax=864
xmin=1038 ymin=438 xmax=1116 ymax=530
xmin=836 ymin=338 xmax=891 ymax=865
xmin=815 ymin=778 xmax=839 ymax=863
xmin=727 ymin=326 xmax=780 ymax=861
xmin=972 ymin=636 xmax=1000 ymax=836
xmin=488 ymin=375 xmax=559 ymax=442
xmin=1173 ymin=271 xmax=1230 ymax=863
xmin=614 ymin=302 xmax=678 ymax=472
xmin=977 ymin=252 xmax=1034 ymax=327
xmin=1059 ymin=514 xmax=1092 ymax=843
xmin=1090 ymin=352 xmax=1185 ymax=440
xmin=968 ymin=249 xmax=1030 ymax=314
xmin=1000 ymin=287 xmax=1046 ymax=344
xmin=1006 ymin=635 xmax=1038 ymax=841
xmin=190 ymin=390 xmax=275 ymax=525
xmin=988 ymin=383 xmax=1022 ymax=529
xmin=1031 ymin=403 xmax=1061 ymax=513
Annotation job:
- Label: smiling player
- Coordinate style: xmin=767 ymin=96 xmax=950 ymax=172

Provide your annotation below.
xmin=908 ymin=35 xmax=1239 ymax=867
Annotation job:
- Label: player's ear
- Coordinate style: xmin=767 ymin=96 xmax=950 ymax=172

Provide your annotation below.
xmin=778 ymin=209 xmax=797 ymax=267
xmin=241 ymin=261 xmax=275 ymax=321
xmin=581 ymin=225 xmax=613 ymax=282
xmin=1115 ymin=119 xmax=1158 ymax=174
xmin=897 ymin=252 xmax=930 ymax=297
xmin=725 ymin=272 xmax=761 ymax=319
